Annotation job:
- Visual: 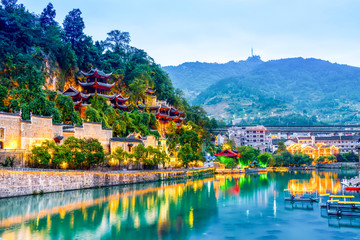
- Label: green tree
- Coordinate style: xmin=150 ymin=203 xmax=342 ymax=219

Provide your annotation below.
xmin=40 ymin=2 xmax=56 ymax=28
xmin=31 ymin=142 xmax=53 ymax=166
xmin=104 ymin=30 xmax=130 ymax=52
xmin=62 ymin=8 xmax=85 ymax=46
xmin=52 ymin=145 xmax=72 ymax=166
xmin=111 ymin=147 xmax=129 ymax=168
xmin=178 ymin=143 xmax=194 ymax=168
xmin=237 ymin=146 xmax=260 ymax=167
xmin=257 ymin=153 xmax=272 ymax=167
xmin=223 ymin=157 xmax=237 ymax=169
xmin=277 ymin=141 xmax=286 ymax=153
xmin=0 ymin=85 xmax=8 ymax=111
xmin=131 ymin=144 xmax=147 ymax=169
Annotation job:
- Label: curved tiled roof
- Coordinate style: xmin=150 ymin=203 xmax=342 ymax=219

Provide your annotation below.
xmin=81 ymin=68 xmax=112 ymax=78
xmin=78 ymin=80 xmax=115 ymax=89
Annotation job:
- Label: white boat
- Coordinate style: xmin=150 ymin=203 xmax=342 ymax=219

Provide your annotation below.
xmin=341 ymin=179 xmax=350 ymax=187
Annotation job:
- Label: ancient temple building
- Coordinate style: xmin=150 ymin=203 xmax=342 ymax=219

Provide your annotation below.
xmin=63 ymin=68 xmax=130 ymax=116
xmin=140 ymin=88 xmax=185 ymax=136
xmin=63 ymin=70 xmax=185 ymax=138
xmin=109 ymin=95 xmax=130 ymax=111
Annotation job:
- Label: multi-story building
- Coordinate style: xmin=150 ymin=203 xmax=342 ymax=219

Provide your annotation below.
xmin=228 ymin=126 xmax=270 ymax=152
xmin=315 ymin=136 xmax=359 ymax=153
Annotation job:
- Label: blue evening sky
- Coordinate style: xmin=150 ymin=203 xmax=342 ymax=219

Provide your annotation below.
xmin=18 ymin=0 xmax=360 ymax=66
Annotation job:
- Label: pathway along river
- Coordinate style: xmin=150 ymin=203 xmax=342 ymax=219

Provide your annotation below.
xmin=0 ymin=170 xmax=359 ymax=239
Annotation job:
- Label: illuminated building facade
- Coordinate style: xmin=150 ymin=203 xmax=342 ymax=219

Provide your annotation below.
xmin=287 ymin=142 xmax=339 ymax=159
xmin=0 ymin=111 xmax=112 ymax=152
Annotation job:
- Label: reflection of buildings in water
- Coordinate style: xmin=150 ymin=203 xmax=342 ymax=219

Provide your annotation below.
xmin=0 ymin=177 xmax=218 ymax=240
xmin=328 ymin=216 xmax=360 ymax=228
xmin=214 ymin=173 xmax=275 ymax=208
xmin=287 ymin=171 xmax=341 ymax=195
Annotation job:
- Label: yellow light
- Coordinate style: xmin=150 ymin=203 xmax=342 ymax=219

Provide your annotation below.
xmin=60 ymin=162 xmax=68 ymax=169
xmin=189 ymin=208 xmax=193 ymax=228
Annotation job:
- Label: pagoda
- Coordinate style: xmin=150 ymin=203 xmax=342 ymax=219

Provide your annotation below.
xmin=110 ymin=94 xmax=130 ymax=111
xmin=78 ymin=68 xmax=114 ymax=97
xmin=139 ymin=88 xmax=185 ymax=136
xmin=63 ymin=68 xmax=131 ymax=116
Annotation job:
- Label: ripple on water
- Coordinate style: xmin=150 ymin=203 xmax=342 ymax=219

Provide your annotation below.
xmin=266 ymin=230 xmax=282 ymax=234
xmin=256 ymin=235 xmax=278 ymax=240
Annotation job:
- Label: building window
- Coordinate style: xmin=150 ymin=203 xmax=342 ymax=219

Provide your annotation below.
xmin=0 ymin=141 xmax=3 ymax=149
xmin=0 ymin=128 xmax=3 ymax=140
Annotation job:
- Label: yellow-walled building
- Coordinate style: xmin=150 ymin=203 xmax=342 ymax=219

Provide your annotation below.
xmin=287 ymin=142 xmax=339 ymax=159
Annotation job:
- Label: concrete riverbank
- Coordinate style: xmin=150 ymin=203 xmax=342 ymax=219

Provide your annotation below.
xmin=0 ymin=167 xmax=215 ymax=198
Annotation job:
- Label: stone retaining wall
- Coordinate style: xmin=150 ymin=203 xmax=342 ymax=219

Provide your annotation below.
xmin=317 ymin=162 xmax=360 ymax=169
xmin=0 ymin=167 xmax=215 ymax=198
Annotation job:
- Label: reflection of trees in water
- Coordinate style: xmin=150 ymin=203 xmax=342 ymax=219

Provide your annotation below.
xmin=215 ymin=174 xmax=275 ymax=207
xmin=216 ymin=174 xmax=272 ymax=196
xmin=0 ymin=179 xmax=218 ymax=240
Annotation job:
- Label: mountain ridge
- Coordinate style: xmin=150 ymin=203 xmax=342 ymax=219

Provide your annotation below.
xmin=163 ymin=56 xmax=360 ymax=124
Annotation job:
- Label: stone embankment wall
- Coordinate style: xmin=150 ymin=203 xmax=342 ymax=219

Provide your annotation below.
xmin=317 ymin=162 xmax=359 ymax=169
xmin=0 ymin=167 xmax=214 ymax=198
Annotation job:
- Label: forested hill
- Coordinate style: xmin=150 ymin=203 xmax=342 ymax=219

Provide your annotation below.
xmin=163 ymin=56 xmax=263 ymax=101
xmin=163 ymin=57 xmax=360 ymax=125
xmin=0 ymin=1 xmax=218 ymax=141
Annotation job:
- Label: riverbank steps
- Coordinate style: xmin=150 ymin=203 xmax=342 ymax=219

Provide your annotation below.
xmin=0 ymin=167 xmax=215 ymax=198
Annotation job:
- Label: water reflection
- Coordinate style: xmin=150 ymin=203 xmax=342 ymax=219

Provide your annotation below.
xmin=287 ymin=171 xmax=341 ymax=195
xmin=0 ymin=170 xmax=359 ymax=239
xmin=0 ymin=178 xmax=218 ymax=240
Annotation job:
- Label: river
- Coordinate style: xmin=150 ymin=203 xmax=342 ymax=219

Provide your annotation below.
xmin=0 ymin=170 xmax=359 ymax=240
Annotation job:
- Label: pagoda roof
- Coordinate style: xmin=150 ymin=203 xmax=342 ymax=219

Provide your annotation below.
xmin=73 ymin=101 xmax=89 ymax=107
xmin=114 ymin=103 xmax=131 ymax=110
xmin=149 ymin=105 xmax=160 ymax=110
xmin=138 ymin=104 xmax=146 ymax=109
xmin=110 ymin=94 xmax=129 ymax=102
xmin=156 ymin=112 xmax=172 ymax=120
xmin=78 ymin=80 xmax=115 ymax=90
xmin=146 ymin=88 xmax=156 ymax=94
xmin=170 ymin=108 xmax=179 ymax=114
xmin=63 ymin=86 xmax=79 ymax=94
xmin=89 ymin=93 xmax=116 ymax=99
xmin=63 ymin=87 xmax=91 ymax=100
xmin=215 ymin=149 xmax=240 ymax=158
xmin=81 ymin=68 xmax=112 ymax=79
xmin=160 ymin=104 xmax=171 ymax=110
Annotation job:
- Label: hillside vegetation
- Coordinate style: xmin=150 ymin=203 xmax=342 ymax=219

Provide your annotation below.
xmin=0 ymin=1 xmax=222 ymax=163
xmin=164 ymin=56 xmax=360 ymax=125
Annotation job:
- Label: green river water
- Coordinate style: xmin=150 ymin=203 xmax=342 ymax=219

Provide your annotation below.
xmin=0 ymin=170 xmax=359 ymax=240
